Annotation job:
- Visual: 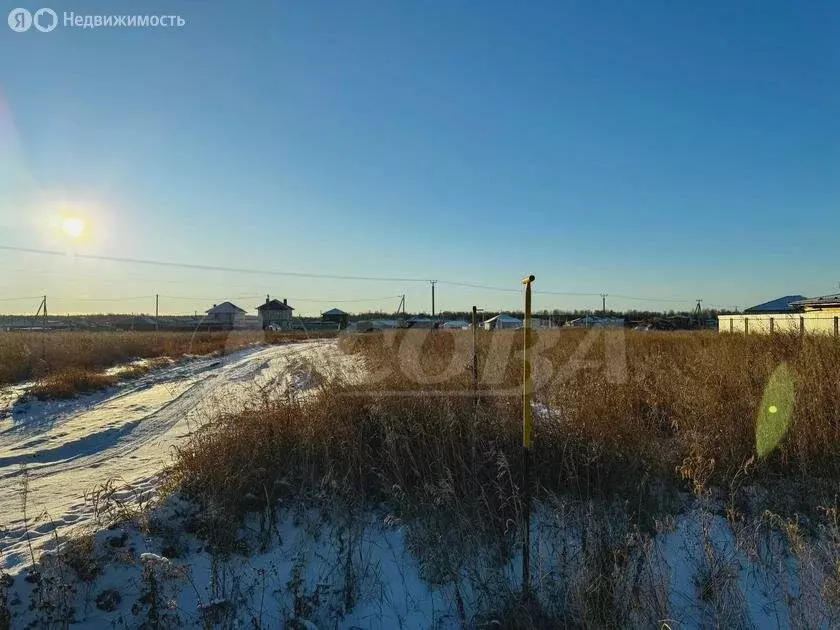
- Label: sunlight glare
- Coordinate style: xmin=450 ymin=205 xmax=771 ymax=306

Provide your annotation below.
xmin=61 ymin=217 xmax=85 ymax=239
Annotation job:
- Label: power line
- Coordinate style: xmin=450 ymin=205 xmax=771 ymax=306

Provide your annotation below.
xmin=0 ymin=245 xmax=431 ymax=284
xmin=69 ymin=296 xmax=153 ymax=302
xmin=609 ymin=294 xmax=693 ymax=304
xmin=439 ymin=280 xmax=602 ymax=297
xmin=0 ymin=244 xmax=719 ymax=307
xmin=443 ymin=282 xmax=694 ymax=304
xmin=158 ymin=294 xmax=399 ymax=303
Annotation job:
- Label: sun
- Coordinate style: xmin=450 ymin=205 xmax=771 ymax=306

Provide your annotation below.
xmin=60 ymin=217 xmax=85 ymax=239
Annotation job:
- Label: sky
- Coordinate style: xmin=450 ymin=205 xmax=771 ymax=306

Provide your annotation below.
xmin=0 ymin=1 xmax=838 ymax=316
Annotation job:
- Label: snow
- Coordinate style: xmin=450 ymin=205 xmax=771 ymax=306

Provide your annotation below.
xmin=3 ymin=492 xmax=831 ymax=629
xmin=0 ymin=495 xmax=473 ymax=628
xmin=0 ymin=339 xmax=361 ymax=573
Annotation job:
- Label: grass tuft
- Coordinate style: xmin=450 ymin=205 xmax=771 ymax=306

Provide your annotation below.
xmin=28 ymin=369 xmax=118 ymax=399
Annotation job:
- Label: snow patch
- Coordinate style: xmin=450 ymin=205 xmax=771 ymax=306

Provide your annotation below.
xmin=0 ymin=340 xmax=363 ymax=573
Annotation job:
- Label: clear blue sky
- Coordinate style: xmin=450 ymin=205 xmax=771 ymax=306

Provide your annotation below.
xmin=1 ymin=1 xmax=838 ymax=315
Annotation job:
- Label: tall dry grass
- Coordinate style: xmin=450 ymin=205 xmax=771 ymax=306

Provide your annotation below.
xmin=0 ymin=330 xmax=336 ymax=387
xmin=349 ymin=329 xmax=840 ymax=493
xmin=18 ymin=328 xmax=835 ymax=627
xmin=172 ymin=329 xmax=840 ymax=534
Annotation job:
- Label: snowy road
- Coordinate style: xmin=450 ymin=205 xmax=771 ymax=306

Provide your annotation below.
xmin=0 ymin=339 xmax=358 ymax=572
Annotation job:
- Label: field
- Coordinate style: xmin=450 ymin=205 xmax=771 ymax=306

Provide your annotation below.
xmin=0 ymin=329 xmax=338 ymax=397
xmin=179 ymin=328 xmax=840 ymax=516
xmin=2 ymin=329 xmax=840 ymax=628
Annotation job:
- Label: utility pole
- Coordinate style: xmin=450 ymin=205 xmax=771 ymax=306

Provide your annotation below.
xmin=397 ymin=294 xmax=405 ymax=317
xmin=601 ymin=293 xmax=607 ymax=316
xmin=42 ymin=295 xmax=48 ymax=365
xmin=694 ymin=299 xmax=703 ymax=328
xmin=155 ymin=294 xmax=159 ymax=332
xmin=430 ymin=280 xmax=438 ymax=318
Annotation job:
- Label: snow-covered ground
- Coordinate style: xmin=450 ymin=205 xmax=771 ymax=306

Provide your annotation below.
xmin=0 ymin=339 xmax=360 ymax=573
xmin=2 ymin=493 xmax=833 ymax=629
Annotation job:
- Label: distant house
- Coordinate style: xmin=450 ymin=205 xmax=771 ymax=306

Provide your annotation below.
xmin=406 ymin=317 xmax=435 ymax=329
xmin=346 ymin=319 xmax=397 ymax=332
xmin=744 ymin=295 xmax=807 ymax=314
xmin=483 ymin=314 xmax=522 ymax=330
xmin=322 ymin=307 xmax=349 ymax=330
xmin=719 ymin=293 xmax=840 ymax=336
xmin=568 ymin=315 xmax=625 ymax=328
xmin=792 ymin=294 xmax=840 ymax=313
xmin=441 ymin=320 xmax=469 ymax=329
xmin=206 ymin=302 xmax=247 ymax=327
xmin=257 ymin=296 xmax=294 ymax=330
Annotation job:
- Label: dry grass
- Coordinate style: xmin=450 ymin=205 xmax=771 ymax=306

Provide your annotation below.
xmin=28 ymin=369 xmax=119 ymax=399
xmin=111 ymin=357 xmax=173 ymax=380
xmin=9 ymin=328 xmax=838 ymax=627
xmin=172 ymin=329 xmax=840 ymax=529
xmin=0 ymin=330 xmax=336 ymax=387
xmin=167 ymin=329 xmax=840 ymax=625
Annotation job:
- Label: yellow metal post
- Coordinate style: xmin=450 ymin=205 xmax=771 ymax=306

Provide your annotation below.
xmin=522 ymin=276 xmax=534 ymax=449
xmin=521 ymin=274 xmax=535 ymax=596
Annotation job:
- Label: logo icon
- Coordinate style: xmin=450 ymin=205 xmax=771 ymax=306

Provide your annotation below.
xmin=33 ymin=7 xmax=56 ymax=32
xmin=7 ymin=8 xmax=32 ymax=32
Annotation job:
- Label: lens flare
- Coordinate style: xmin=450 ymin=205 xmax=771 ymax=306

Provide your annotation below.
xmin=756 ymin=363 xmax=795 ymax=458
xmin=61 ymin=217 xmax=85 ymax=239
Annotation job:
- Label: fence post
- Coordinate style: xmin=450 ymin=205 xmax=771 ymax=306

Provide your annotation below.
xmin=800 ymin=316 xmax=805 ymax=337
xmin=471 ymin=305 xmax=479 ymax=465
xmin=472 ymin=306 xmax=478 ymax=391
xmin=769 ymin=317 xmax=774 ymax=334
xmin=745 ymin=318 xmax=749 ymax=335
xmin=520 ymin=274 xmax=535 ymax=597
xmin=834 ymin=316 xmax=838 ymax=339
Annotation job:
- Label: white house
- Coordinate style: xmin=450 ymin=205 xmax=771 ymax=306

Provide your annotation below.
xmin=483 ymin=314 xmax=522 ymax=330
xmin=206 ymin=302 xmax=247 ymax=327
xmin=441 ymin=320 xmax=470 ymax=329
